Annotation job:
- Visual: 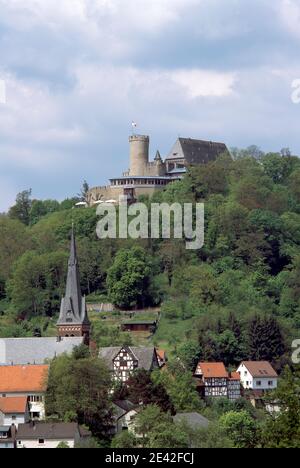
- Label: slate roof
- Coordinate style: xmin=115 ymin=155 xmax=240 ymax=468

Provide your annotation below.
xmin=0 ymin=365 xmax=48 ymax=393
xmin=0 ymin=337 xmax=84 ymax=366
xmin=113 ymin=400 xmax=138 ymax=420
xmin=0 ymin=397 xmax=28 ymax=414
xmin=99 ymin=347 xmax=158 ymax=371
xmin=57 ymin=229 xmax=90 ymax=327
xmin=173 ymin=413 xmax=210 ymax=430
xmin=16 ymin=422 xmax=91 ymax=440
xmin=241 ymin=361 xmax=278 ymax=378
xmin=166 ymin=138 xmax=228 ymax=165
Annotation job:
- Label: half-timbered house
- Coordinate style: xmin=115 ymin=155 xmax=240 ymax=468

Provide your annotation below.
xmin=194 ymin=362 xmax=229 ymax=398
xmin=99 ymin=346 xmax=159 ymax=383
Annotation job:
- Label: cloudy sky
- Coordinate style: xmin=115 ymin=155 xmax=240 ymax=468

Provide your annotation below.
xmin=0 ymin=0 xmax=300 ymax=211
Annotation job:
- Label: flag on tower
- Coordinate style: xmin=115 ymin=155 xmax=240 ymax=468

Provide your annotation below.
xmin=132 ymin=121 xmax=137 ymax=128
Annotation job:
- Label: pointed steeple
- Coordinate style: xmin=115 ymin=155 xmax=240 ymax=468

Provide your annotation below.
xmin=57 ymin=227 xmax=90 ymax=343
xmin=154 ymin=150 xmax=162 ymax=163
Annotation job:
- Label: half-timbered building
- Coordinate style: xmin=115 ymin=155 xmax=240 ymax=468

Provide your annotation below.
xmin=194 ymin=362 xmax=229 ymax=398
xmin=99 ymin=346 xmax=159 ymax=383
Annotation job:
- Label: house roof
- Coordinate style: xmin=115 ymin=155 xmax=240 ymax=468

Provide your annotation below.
xmin=0 ymin=397 xmax=28 ymax=414
xmin=122 ymin=321 xmax=157 ymax=326
xmin=173 ymin=413 xmax=210 ymax=430
xmin=0 ymin=337 xmax=84 ymax=366
xmin=16 ymin=422 xmax=91 ymax=441
xmin=166 ymin=138 xmax=228 ymax=164
xmin=99 ymin=347 xmax=158 ymax=371
xmin=113 ymin=400 xmax=138 ymax=420
xmin=156 ymin=349 xmax=167 ymax=361
xmin=197 ymin=362 xmax=228 ymax=379
xmin=0 ymin=365 xmax=48 ymax=393
xmin=241 ymin=362 xmax=278 ymax=378
xmin=230 ymin=372 xmax=241 ymax=381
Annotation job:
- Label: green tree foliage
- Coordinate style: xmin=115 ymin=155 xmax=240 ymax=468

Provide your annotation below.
xmin=118 ymin=369 xmax=175 ymax=414
xmin=107 ymin=246 xmax=158 ymax=309
xmin=152 ymin=363 xmax=204 ymax=413
xmin=8 ymin=189 xmax=33 ymax=225
xmin=134 ymin=405 xmax=189 ymax=449
xmin=260 ymin=367 xmax=300 ymax=448
xmin=0 ymin=216 xmax=32 ymax=287
xmin=219 ymin=410 xmax=258 ymax=448
xmin=248 ymin=314 xmax=286 ymax=364
xmin=29 ymin=200 xmax=61 ymax=225
xmin=45 ymin=350 xmax=112 ymax=438
xmin=7 ymin=250 xmax=67 ymax=319
xmin=111 ymin=431 xmax=138 ymax=449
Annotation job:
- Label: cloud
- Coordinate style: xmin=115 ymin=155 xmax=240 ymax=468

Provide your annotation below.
xmin=171 ymin=70 xmax=237 ymax=98
xmin=279 ymin=0 xmax=300 ymax=39
xmin=0 ymin=0 xmax=299 ymax=211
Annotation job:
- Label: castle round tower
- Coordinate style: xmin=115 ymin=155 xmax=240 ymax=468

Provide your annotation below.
xmin=129 ymin=135 xmax=149 ymax=176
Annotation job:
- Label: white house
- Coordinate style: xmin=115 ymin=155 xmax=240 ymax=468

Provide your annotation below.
xmin=237 ymin=361 xmax=278 ymax=391
xmin=0 ymin=397 xmax=30 ymax=428
xmin=0 ymin=365 xmax=49 ymax=420
xmin=112 ymin=400 xmax=139 ymax=434
xmin=16 ymin=422 xmax=91 ymax=449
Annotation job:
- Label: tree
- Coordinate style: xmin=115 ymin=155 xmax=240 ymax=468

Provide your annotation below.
xmin=107 ymin=247 xmax=157 ymax=309
xmin=177 ymin=341 xmax=201 ymax=371
xmin=78 ymin=180 xmax=90 ymax=202
xmin=56 ymin=442 xmax=70 ymax=448
xmin=219 ymin=410 xmax=258 ymax=448
xmin=7 ymin=250 xmax=67 ymax=319
xmin=123 ymin=369 xmax=175 ymax=414
xmin=29 ymin=199 xmax=60 ymax=225
xmin=111 ymin=431 xmax=138 ymax=449
xmin=45 ymin=353 xmax=112 ymax=438
xmin=248 ymin=315 xmax=286 ymax=363
xmin=8 ymin=189 xmax=33 ymax=225
xmin=148 ymin=422 xmax=189 ymax=449
xmin=152 ymin=365 xmax=204 ymax=413
xmin=260 ymin=367 xmax=300 ymax=448
xmin=0 ymin=216 xmax=32 ymax=282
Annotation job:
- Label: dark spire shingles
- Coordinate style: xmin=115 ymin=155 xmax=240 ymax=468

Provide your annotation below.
xmin=57 ymin=228 xmax=90 ymax=327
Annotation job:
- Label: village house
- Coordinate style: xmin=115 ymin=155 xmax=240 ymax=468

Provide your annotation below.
xmin=0 ymin=425 xmax=15 ymax=449
xmin=99 ymin=346 xmax=160 ymax=383
xmin=156 ymin=349 xmax=167 ymax=368
xmin=0 ymin=365 xmax=49 ymax=421
xmin=112 ymin=400 xmax=139 ymax=435
xmin=16 ymin=422 xmax=91 ymax=449
xmin=0 ymin=397 xmax=30 ymax=428
xmin=194 ymin=362 xmax=241 ymax=400
xmin=237 ymin=362 xmax=278 ymax=391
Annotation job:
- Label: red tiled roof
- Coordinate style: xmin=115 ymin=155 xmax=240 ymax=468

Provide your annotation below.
xmin=156 ymin=349 xmax=166 ymax=361
xmin=241 ymin=362 xmax=278 ymax=378
xmin=197 ymin=362 xmax=228 ymax=379
xmin=0 ymin=365 xmax=49 ymax=393
xmin=230 ymin=372 xmax=241 ymax=381
xmin=0 ymin=397 xmax=28 ymax=414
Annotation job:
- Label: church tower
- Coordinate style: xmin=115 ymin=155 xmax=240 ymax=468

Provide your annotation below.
xmin=57 ymin=228 xmax=91 ymax=345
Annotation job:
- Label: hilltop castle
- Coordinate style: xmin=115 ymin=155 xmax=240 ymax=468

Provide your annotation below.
xmin=87 ymin=135 xmax=228 ymax=205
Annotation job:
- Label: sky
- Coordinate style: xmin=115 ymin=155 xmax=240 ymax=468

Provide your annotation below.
xmin=1 ymin=0 xmax=300 ymax=211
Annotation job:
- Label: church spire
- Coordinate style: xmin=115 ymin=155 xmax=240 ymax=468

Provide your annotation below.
xmin=57 ymin=227 xmax=91 ymax=344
